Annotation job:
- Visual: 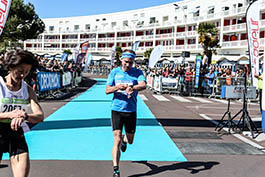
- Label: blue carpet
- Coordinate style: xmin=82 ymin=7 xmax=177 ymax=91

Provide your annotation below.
xmin=3 ymin=78 xmax=186 ymax=161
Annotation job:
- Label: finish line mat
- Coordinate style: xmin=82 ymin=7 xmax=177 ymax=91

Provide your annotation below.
xmin=3 ymin=79 xmax=186 ymax=162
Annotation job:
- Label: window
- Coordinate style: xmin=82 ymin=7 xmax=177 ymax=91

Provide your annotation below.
xmin=150 ymin=17 xmax=156 ymax=24
xmin=140 ymin=13 xmax=145 ymax=18
xmin=123 ymin=20 xmax=128 ymax=27
xmin=74 ymin=25 xmax=79 ymax=31
xmin=163 ymin=16 xmax=169 ymax=22
xmin=85 ymin=24 xmax=90 ymax=30
xmin=111 ymin=22 xmax=117 ymax=28
xmin=208 ymin=6 xmax=214 ymax=14
xmin=102 ymin=18 xmax=106 ymax=21
xmin=96 ymin=19 xmax=100 ymax=22
xmin=49 ymin=26 xmax=54 ymax=32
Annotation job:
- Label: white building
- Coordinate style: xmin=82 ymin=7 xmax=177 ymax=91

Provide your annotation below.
xmin=24 ymin=0 xmax=265 ymax=62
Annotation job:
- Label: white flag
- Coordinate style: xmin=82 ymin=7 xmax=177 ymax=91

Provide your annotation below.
xmin=148 ymin=45 xmax=165 ymax=68
xmin=110 ymin=45 xmax=116 ymax=70
xmin=246 ymin=0 xmax=260 ymax=88
xmin=0 ymin=0 xmax=12 ymax=35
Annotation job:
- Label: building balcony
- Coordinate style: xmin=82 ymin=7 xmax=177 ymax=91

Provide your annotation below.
xmin=97 ymin=47 xmax=113 ymax=52
xmin=186 ymin=44 xmax=196 ymax=49
xmin=155 ymin=33 xmax=174 ymax=39
xmin=44 ymin=39 xmax=60 ymax=43
xmin=135 ymin=35 xmax=153 ymax=40
xmin=44 ymin=48 xmax=61 ymax=51
xmin=222 ymin=40 xmax=248 ymax=48
xmin=98 ymin=37 xmax=115 ymax=42
xmin=116 ymin=36 xmax=133 ymax=41
xmin=138 ymin=46 xmax=153 ymax=51
xmin=80 ymin=38 xmax=96 ymax=42
xmin=223 ymin=23 xmax=246 ymax=32
xmin=26 ymin=39 xmax=43 ymax=43
xmin=61 ymin=39 xmax=79 ymax=43
xmin=26 ymin=47 xmax=43 ymax=51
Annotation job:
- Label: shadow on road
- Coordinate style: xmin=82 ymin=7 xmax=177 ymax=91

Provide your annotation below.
xmin=0 ymin=164 xmax=8 ymax=169
xmin=129 ymin=161 xmax=219 ymax=177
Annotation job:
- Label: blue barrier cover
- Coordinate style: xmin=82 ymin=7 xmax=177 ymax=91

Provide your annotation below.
xmin=38 ymin=72 xmax=61 ymax=92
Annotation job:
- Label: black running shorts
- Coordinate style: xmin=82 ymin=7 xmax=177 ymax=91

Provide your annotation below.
xmin=111 ymin=110 xmax=137 ymax=134
xmin=0 ymin=123 xmax=29 ymax=159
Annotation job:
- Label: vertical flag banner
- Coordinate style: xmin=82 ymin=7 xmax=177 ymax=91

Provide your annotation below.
xmin=262 ymin=56 xmax=265 ymax=132
xmin=132 ymin=41 xmax=140 ymax=52
xmin=195 ymin=55 xmax=202 ymax=88
xmin=148 ymin=45 xmax=165 ymax=68
xmin=83 ymin=54 xmax=92 ymax=72
xmin=73 ymin=44 xmax=80 ymax=63
xmin=81 ymin=41 xmax=89 ymax=53
xmin=110 ymin=45 xmax=116 ymax=70
xmin=0 ymin=0 xmax=12 ymax=35
xmin=60 ymin=53 xmax=68 ymax=63
xmin=246 ymin=0 xmax=260 ymax=88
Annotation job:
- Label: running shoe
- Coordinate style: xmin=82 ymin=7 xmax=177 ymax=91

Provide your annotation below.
xmin=121 ymin=135 xmax=127 ymax=152
xmin=113 ymin=170 xmax=120 ymax=177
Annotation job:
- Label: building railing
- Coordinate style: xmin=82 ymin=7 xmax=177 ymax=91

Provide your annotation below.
xmin=156 ymin=33 xmax=174 ymax=39
xmin=98 ymin=37 xmax=115 ymax=41
xmin=135 ymin=35 xmax=154 ymax=40
xmin=222 ymin=40 xmax=248 ymax=48
xmin=44 ymin=39 xmax=60 ymax=42
xmin=116 ymin=36 xmax=133 ymax=41
xmin=223 ymin=23 xmax=246 ymax=32
xmin=61 ymin=39 xmax=79 ymax=42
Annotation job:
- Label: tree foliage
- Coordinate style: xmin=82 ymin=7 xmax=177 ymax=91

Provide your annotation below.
xmin=197 ymin=23 xmax=221 ymax=64
xmin=63 ymin=49 xmax=72 ymax=55
xmin=144 ymin=48 xmax=153 ymax=59
xmin=0 ymin=0 xmax=45 ymax=44
xmin=114 ymin=46 xmax=123 ymax=66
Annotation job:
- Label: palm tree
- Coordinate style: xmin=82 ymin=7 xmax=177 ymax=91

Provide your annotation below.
xmin=197 ymin=23 xmax=221 ymax=65
xmin=115 ymin=46 xmax=123 ymax=66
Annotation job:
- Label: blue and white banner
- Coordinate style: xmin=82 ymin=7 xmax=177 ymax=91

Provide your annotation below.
xmin=61 ymin=53 xmax=68 ymax=63
xmin=110 ymin=45 xmax=116 ymax=70
xmin=83 ymin=54 xmax=92 ymax=72
xmin=195 ymin=55 xmax=202 ymax=88
xmin=73 ymin=44 xmax=80 ymax=63
xmin=246 ymin=0 xmax=260 ymax=88
xmin=132 ymin=41 xmax=140 ymax=52
xmin=62 ymin=72 xmax=72 ymax=86
xmin=148 ymin=45 xmax=165 ymax=68
xmin=38 ymin=72 xmax=61 ymax=92
xmin=0 ymin=0 xmax=12 ymax=35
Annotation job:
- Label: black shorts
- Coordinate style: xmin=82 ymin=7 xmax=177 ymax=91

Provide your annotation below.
xmin=111 ymin=110 xmax=137 ymax=134
xmin=0 ymin=123 xmax=28 ymax=159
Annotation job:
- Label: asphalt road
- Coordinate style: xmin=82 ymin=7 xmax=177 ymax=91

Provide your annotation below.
xmin=1 ymin=74 xmax=265 ymax=177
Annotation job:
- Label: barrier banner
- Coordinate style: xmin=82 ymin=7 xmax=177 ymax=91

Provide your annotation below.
xmin=195 ymin=55 xmax=202 ymax=88
xmin=38 ymin=72 xmax=61 ymax=92
xmin=149 ymin=45 xmax=165 ymax=68
xmin=62 ymin=72 xmax=72 ymax=86
xmin=246 ymin=0 xmax=260 ymax=88
xmin=153 ymin=76 xmax=162 ymax=93
xmin=146 ymin=75 xmax=154 ymax=88
xmin=110 ymin=45 xmax=116 ymax=70
xmin=0 ymin=0 xmax=12 ymax=35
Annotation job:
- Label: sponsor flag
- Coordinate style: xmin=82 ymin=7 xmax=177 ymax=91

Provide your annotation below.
xmin=132 ymin=41 xmax=140 ymax=52
xmin=81 ymin=41 xmax=89 ymax=53
xmin=0 ymin=0 xmax=12 ymax=35
xmin=83 ymin=54 xmax=93 ymax=72
xmin=110 ymin=45 xmax=116 ymax=70
xmin=60 ymin=53 xmax=68 ymax=63
xmin=73 ymin=44 xmax=80 ymax=63
xmin=195 ymin=55 xmax=202 ymax=88
xmin=148 ymin=45 xmax=165 ymax=68
xmin=246 ymin=0 xmax=260 ymax=88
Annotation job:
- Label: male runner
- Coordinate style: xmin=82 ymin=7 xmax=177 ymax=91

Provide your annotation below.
xmin=105 ymin=49 xmax=146 ymax=177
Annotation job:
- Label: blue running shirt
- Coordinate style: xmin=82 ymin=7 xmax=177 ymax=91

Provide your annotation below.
xmin=106 ymin=67 xmax=146 ymax=112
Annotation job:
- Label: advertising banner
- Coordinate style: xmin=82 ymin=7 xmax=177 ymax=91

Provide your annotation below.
xmin=38 ymin=72 xmax=61 ymax=92
xmin=62 ymin=72 xmax=72 ymax=86
xmin=148 ymin=45 xmax=165 ymax=68
xmin=0 ymin=0 xmax=12 ymax=35
xmin=195 ymin=55 xmax=202 ymax=88
xmin=132 ymin=41 xmax=140 ymax=52
xmin=246 ymin=0 xmax=260 ymax=88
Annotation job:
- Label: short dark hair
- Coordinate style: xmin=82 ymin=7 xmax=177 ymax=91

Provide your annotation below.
xmin=123 ymin=49 xmax=136 ymax=55
xmin=4 ymin=50 xmax=39 ymax=72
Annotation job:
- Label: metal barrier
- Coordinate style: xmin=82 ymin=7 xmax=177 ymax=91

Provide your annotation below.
xmin=146 ymin=74 xmax=250 ymax=98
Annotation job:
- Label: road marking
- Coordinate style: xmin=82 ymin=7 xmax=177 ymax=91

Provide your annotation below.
xmin=170 ymin=96 xmax=192 ymax=102
xmin=200 ymin=114 xmax=265 ymax=153
xmin=190 ymin=97 xmax=213 ymax=103
xmin=139 ymin=94 xmax=148 ymax=101
xmin=211 ymin=99 xmax=234 ymax=104
xmin=153 ymin=95 xmax=170 ymax=101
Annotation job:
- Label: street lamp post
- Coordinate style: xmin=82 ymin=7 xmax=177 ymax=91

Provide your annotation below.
xmin=174 ymin=4 xmax=187 ymax=64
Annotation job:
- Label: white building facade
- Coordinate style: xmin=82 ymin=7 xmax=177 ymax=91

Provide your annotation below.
xmin=24 ymin=0 xmax=265 ymax=62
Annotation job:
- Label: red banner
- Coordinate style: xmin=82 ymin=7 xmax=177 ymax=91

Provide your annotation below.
xmin=0 ymin=0 xmax=12 ymax=35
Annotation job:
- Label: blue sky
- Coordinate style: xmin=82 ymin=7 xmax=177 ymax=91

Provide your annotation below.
xmin=24 ymin=0 xmax=179 ymax=19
